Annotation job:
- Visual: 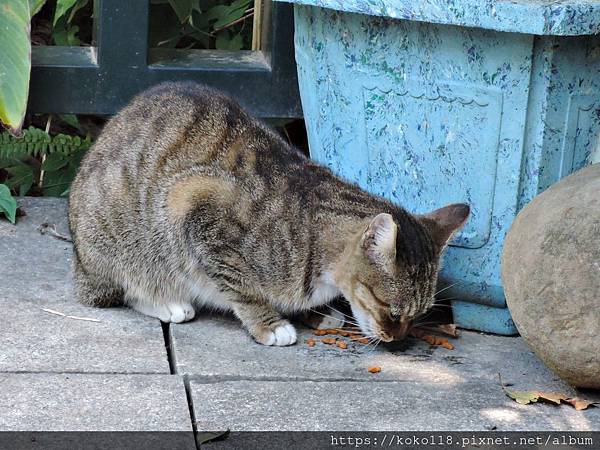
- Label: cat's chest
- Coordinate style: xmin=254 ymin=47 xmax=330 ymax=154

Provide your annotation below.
xmin=307 ymin=272 xmax=341 ymax=306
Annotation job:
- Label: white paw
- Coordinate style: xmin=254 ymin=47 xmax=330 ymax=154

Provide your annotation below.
xmin=167 ymin=302 xmax=196 ymax=323
xmin=129 ymin=300 xmax=195 ymax=323
xmin=318 ymin=307 xmax=345 ymax=329
xmin=262 ymin=323 xmax=297 ymax=346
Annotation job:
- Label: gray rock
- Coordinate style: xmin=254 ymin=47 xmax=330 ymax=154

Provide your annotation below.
xmin=0 ymin=198 xmax=169 ymax=374
xmin=0 ymin=373 xmax=193 ymax=432
xmin=189 ymin=379 xmax=599 ymax=432
xmin=502 ymin=164 xmax=600 ymax=388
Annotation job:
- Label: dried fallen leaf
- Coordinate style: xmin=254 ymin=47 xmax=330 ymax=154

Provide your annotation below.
xmin=368 ymin=366 xmax=381 ymax=373
xmin=306 ymin=338 xmax=316 ymax=347
xmin=498 ymin=374 xmax=595 ymax=410
xmin=537 ymin=392 xmax=570 ymax=405
xmin=336 ymin=340 xmax=348 ymax=349
xmin=321 ymin=337 xmax=336 ymax=345
xmin=565 ymin=397 xmax=597 ymax=411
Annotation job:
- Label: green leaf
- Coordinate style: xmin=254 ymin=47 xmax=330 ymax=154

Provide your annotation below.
xmin=0 ymin=184 xmax=17 ymax=223
xmin=167 ymin=0 xmax=193 ymax=23
xmin=41 ymin=152 xmax=68 ymax=171
xmin=53 ymin=0 xmax=78 ymax=25
xmin=59 ymin=113 xmax=81 ymax=130
xmin=505 ymin=389 xmax=540 ymax=405
xmin=6 ymin=164 xmax=35 ymax=196
xmin=52 ymin=24 xmax=80 ymax=46
xmin=216 ymin=33 xmax=243 ymax=51
xmin=0 ymin=0 xmax=31 ymax=135
xmin=42 ymin=165 xmax=76 ymax=197
xmin=212 ymin=4 xmax=247 ymax=29
xmin=67 ymin=0 xmax=88 ymax=23
xmin=29 ymin=0 xmax=46 ymax=17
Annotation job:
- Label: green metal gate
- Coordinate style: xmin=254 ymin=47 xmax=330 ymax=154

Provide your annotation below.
xmin=28 ymin=0 xmax=301 ymax=118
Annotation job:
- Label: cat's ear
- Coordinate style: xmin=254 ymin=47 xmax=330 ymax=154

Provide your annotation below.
xmin=421 ymin=203 xmax=470 ymax=248
xmin=361 ymin=213 xmax=397 ymax=262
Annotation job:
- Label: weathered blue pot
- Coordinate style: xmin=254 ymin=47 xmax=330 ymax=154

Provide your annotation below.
xmin=278 ymin=0 xmax=600 ymax=334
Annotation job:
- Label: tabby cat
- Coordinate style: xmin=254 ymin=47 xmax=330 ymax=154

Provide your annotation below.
xmin=69 ymin=82 xmax=469 ymax=346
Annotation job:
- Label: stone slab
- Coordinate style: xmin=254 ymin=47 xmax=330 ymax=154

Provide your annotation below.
xmin=190 ymin=379 xmax=600 ymax=432
xmin=0 ymin=198 xmax=169 ymax=373
xmin=0 ymin=373 xmax=193 ymax=432
xmin=178 ymin=314 xmax=600 ymax=432
xmin=171 ymin=314 xmax=572 ymax=391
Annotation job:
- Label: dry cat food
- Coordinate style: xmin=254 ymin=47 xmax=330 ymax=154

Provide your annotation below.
xmin=313 ymin=329 xmax=328 ymax=336
xmin=409 ymin=327 xmax=455 ymax=350
xmin=321 ymin=337 xmax=336 ymax=345
xmin=350 ymin=335 xmax=370 ymax=344
xmin=368 ymin=366 xmax=381 ymax=373
xmin=336 ymin=340 xmax=348 ymax=349
xmin=306 ymin=338 xmax=316 ymax=347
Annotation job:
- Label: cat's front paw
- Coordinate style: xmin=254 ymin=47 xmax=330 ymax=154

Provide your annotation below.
xmin=256 ymin=322 xmax=297 ymax=346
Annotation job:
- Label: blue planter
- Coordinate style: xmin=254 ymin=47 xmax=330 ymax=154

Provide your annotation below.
xmin=278 ymin=0 xmax=600 ymax=334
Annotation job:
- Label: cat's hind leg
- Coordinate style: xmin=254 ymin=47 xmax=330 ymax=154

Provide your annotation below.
xmin=127 ymin=296 xmax=196 ymax=323
xmin=233 ymin=300 xmax=296 ymax=346
xmin=73 ymin=255 xmax=123 ymax=307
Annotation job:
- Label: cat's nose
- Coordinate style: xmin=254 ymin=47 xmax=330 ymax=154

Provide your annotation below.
xmin=390 ymin=320 xmax=411 ymax=340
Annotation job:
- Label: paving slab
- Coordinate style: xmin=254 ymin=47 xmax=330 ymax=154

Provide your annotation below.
xmin=174 ymin=314 xmax=600 ymax=431
xmin=190 ymin=379 xmax=599 ymax=432
xmin=171 ymin=314 xmax=569 ymax=389
xmin=0 ymin=373 xmax=192 ymax=433
xmin=0 ymin=198 xmax=169 ymax=373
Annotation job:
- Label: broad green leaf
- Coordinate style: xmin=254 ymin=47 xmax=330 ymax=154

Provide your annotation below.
xmin=59 ymin=114 xmax=80 ymax=130
xmin=29 ymin=0 xmax=46 ymax=17
xmin=0 ymin=184 xmax=17 ymax=223
xmin=42 ymin=152 xmax=68 ymax=171
xmin=212 ymin=4 xmax=247 ymax=29
xmin=67 ymin=0 xmax=89 ymax=23
xmin=168 ymin=0 xmax=193 ymax=23
xmin=53 ymin=0 xmax=78 ymax=25
xmin=216 ymin=33 xmax=243 ymax=51
xmin=52 ymin=24 xmax=80 ymax=46
xmin=42 ymin=165 xmax=76 ymax=197
xmin=205 ymin=5 xmax=230 ymax=22
xmin=6 ymin=164 xmax=35 ymax=196
xmin=0 ymin=0 xmax=31 ymax=135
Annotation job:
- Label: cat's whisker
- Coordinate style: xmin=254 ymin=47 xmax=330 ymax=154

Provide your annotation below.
xmin=365 ymin=338 xmax=382 ymax=355
xmin=412 ymin=320 xmax=446 ymax=328
xmin=433 ymin=296 xmax=459 ymax=304
xmin=327 ymin=304 xmax=356 ymax=321
xmin=309 ymin=309 xmax=361 ymax=328
xmin=434 ymin=282 xmax=460 ymax=296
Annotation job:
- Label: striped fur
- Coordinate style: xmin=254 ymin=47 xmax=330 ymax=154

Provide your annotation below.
xmin=69 ymin=82 xmax=469 ymax=345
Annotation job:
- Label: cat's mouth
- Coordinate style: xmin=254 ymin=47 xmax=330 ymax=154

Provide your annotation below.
xmin=349 ymin=303 xmax=411 ymax=342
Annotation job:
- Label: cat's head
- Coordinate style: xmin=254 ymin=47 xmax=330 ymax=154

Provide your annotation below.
xmin=337 ymin=204 xmax=470 ymax=342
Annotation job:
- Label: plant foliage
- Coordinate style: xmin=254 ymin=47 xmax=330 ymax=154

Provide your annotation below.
xmin=0 ymin=0 xmax=31 ymax=135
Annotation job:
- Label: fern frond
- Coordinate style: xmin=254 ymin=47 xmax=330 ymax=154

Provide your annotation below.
xmin=0 ymin=126 xmax=92 ymax=159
